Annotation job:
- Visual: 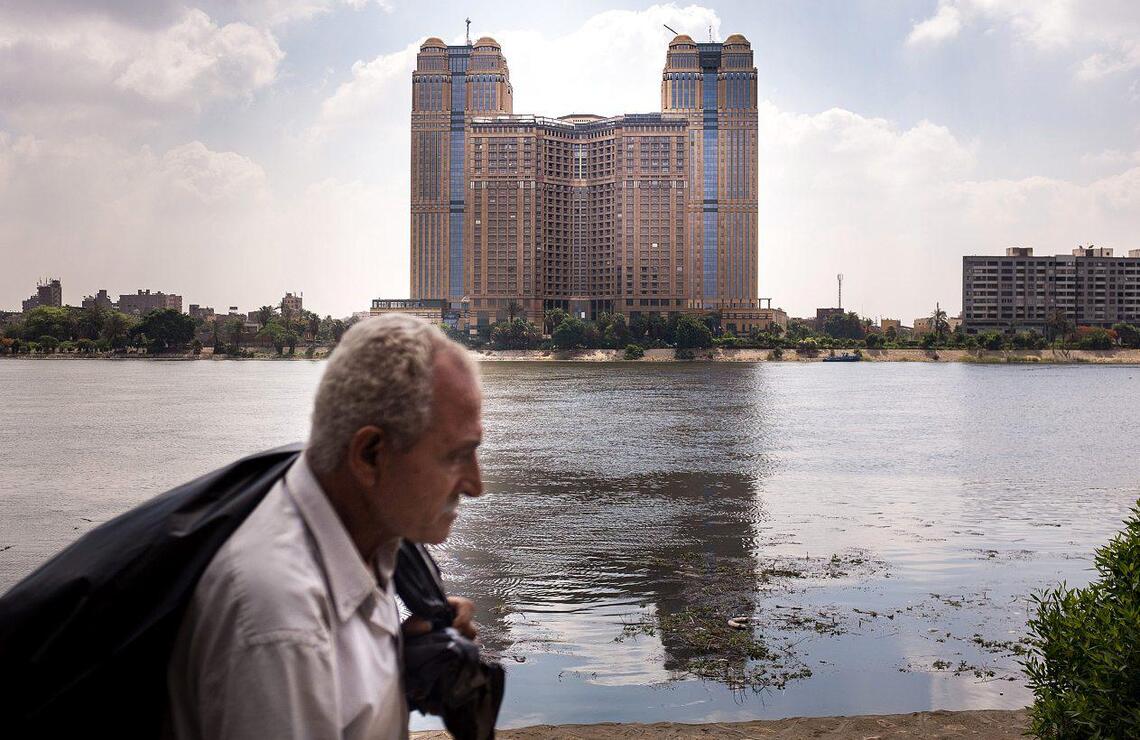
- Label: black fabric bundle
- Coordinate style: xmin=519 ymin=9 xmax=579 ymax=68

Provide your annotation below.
xmin=0 ymin=445 xmax=504 ymax=738
xmin=396 ymin=542 xmax=506 ymax=740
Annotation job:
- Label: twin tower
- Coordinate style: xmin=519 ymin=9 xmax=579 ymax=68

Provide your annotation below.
xmin=410 ymin=33 xmax=760 ymax=331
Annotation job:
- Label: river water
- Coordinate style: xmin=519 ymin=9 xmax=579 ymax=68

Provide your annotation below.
xmin=2 ymin=360 xmax=1138 ymax=728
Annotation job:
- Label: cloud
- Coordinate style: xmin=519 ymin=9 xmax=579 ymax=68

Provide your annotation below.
xmin=906 ymin=0 xmax=1140 ymax=80
xmin=756 ymin=102 xmax=1140 ymax=320
xmin=0 ymin=133 xmax=403 ymax=317
xmin=906 ymin=4 xmax=963 ymax=47
xmin=0 ymin=6 xmax=283 ymax=136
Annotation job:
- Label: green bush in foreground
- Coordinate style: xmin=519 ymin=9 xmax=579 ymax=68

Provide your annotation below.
xmin=1024 ymin=500 xmax=1140 ymax=739
xmin=623 ymin=343 xmax=645 ymax=360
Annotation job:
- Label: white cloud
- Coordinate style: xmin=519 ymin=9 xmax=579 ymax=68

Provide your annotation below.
xmin=906 ymin=0 xmax=1140 ymax=80
xmin=114 ymin=10 xmax=281 ymax=103
xmin=0 ymin=6 xmax=283 ymax=136
xmin=0 ymin=133 xmax=402 ymax=317
xmin=220 ymin=0 xmax=393 ymax=27
xmin=757 ymin=102 xmax=1140 ymax=320
xmin=906 ymin=4 xmax=963 ymax=47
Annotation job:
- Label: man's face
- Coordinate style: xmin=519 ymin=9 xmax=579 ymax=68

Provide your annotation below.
xmin=376 ymin=348 xmax=484 ymax=544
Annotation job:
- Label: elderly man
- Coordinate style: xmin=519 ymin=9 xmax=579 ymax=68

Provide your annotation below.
xmin=166 ymin=314 xmax=485 ymax=739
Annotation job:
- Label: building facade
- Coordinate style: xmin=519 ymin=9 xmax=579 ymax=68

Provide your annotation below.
xmin=81 ymin=289 xmax=114 ymax=311
xmin=118 ymin=289 xmax=182 ymax=316
xmin=22 ymin=279 xmax=62 ymax=312
xmin=408 ymin=33 xmax=759 ymax=329
xmin=281 ymin=292 xmax=303 ymax=315
xmin=370 ymin=298 xmax=446 ymax=325
xmin=963 ymin=247 xmax=1140 ymax=332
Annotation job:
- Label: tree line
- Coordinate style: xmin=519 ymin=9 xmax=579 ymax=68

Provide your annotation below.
xmin=1 ymin=304 xmax=352 ymax=356
xmin=448 ymin=304 xmax=1140 ymax=354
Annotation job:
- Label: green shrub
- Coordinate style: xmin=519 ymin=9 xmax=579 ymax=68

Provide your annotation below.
xmin=623 ymin=343 xmax=645 ymax=360
xmin=675 ymin=347 xmax=695 ymax=360
xmin=1077 ymin=328 xmax=1114 ymax=351
xmin=768 ymin=347 xmax=784 ymax=361
xmin=1024 ymin=500 xmax=1140 ymax=738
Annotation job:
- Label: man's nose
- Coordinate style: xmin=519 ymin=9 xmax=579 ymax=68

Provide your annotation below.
xmin=463 ymin=457 xmax=484 ymax=498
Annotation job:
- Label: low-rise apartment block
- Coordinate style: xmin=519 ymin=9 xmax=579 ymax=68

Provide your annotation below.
xmin=963 ymin=246 xmax=1140 ymax=332
xmin=118 ymin=289 xmax=182 ymax=316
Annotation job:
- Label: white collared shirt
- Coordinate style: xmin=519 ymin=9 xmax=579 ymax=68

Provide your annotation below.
xmin=166 ymin=454 xmax=408 ymax=739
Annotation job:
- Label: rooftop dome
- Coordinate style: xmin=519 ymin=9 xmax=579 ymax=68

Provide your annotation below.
xmin=420 ymin=37 xmax=446 ymax=50
xmin=473 ymin=36 xmax=500 ymax=49
xmin=724 ymin=33 xmax=750 ymax=46
xmin=669 ymin=34 xmax=695 ymax=46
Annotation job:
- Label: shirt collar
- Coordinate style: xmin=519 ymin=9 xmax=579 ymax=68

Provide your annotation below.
xmin=284 ymin=453 xmax=382 ymax=624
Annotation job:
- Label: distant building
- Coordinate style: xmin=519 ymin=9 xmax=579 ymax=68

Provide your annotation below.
xmin=81 ymin=289 xmax=115 ymax=311
xmin=369 ymin=298 xmax=446 ymax=325
xmin=118 ymin=289 xmax=182 ymax=316
xmin=722 ymin=298 xmax=787 ymax=333
xmin=22 ymin=279 xmax=62 ymax=312
xmin=913 ymin=317 xmax=932 ymax=335
xmin=880 ymin=318 xmax=901 ymax=334
xmin=411 ymin=33 xmax=759 ymax=327
xmin=963 ymin=246 xmax=1140 ymax=333
xmin=814 ymin=307 xmax=844 ymax=329
xmin=188 ymin=304 xmax=215 ymax=322
xmin=281 ymin=292 xmax=303 ymax=315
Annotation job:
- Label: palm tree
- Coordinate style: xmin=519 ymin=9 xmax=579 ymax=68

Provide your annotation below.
xmin=256 ymin=305 xmax=274 ymax=329
xmin=507 ymin=300 xmax=523 ymax=322
xmin=930 ymin=303 xmax=949 ymax=339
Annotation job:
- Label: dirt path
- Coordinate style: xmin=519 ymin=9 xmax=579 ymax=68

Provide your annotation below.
xmin=413 ymin=709 xmax=1029 ymax=738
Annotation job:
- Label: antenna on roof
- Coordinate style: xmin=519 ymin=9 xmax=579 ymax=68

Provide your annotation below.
xmin=663 ymin=23 xmax=679 ymax=35
xmin=708 ymin=25 xmax=713 ymax=41
xmin=465 ymin=17 xmax=471 ymax=46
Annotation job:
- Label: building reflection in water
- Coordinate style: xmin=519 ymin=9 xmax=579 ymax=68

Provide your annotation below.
xmin=431 ymin=362 xmax=773 ymax=685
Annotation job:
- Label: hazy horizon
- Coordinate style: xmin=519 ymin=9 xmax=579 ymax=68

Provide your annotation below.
xmin=1 ymin=1 xmax=1138 ymax=322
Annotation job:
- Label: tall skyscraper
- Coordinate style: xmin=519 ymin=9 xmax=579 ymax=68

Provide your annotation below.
xmin=409 ymin=33 xmax=761 ymax=331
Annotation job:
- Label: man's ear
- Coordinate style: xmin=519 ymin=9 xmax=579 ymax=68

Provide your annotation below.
xmin=346 ymin=425 xmax=386 ymax=488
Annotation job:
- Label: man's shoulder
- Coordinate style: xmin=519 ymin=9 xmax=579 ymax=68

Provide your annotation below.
xmin=191 ymin=481 xmax=332 ymax=646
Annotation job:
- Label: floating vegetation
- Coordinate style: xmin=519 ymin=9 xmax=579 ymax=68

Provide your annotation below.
xmin=613 ymin=549 xmax=882 ymax=691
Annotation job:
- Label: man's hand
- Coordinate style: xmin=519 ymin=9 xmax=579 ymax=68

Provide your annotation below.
xmin=401 ymin=596 xmax=478 ymax=641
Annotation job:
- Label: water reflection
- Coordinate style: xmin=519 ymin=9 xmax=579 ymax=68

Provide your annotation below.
xmin=3 ymin=360 xmax=1139 ymax=728
xmin=437 ymin=362 xmax=774 ymax=684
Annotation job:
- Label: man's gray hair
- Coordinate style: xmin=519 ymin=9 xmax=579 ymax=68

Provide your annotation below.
xmin=307 ymin=314 xmax=462 ymax=475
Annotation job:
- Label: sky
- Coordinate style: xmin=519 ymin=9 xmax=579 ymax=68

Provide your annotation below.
xmin=1 ymin=0 xmax=1138 ymax=322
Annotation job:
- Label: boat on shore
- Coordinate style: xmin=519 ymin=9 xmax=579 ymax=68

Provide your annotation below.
xmin=823 ymin=353 xmax=862 ymax=362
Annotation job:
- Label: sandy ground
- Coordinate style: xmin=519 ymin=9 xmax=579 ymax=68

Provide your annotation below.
xmin=412 ymin=709 xmax=1029 ymax=738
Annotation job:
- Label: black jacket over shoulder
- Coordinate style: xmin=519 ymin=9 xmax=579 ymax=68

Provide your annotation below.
xmin=0 ymin=444 xmax=303 ymax=737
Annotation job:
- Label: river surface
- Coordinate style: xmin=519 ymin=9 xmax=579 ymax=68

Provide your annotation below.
xmin=2 ymin=360 xmax=1138 ymax=728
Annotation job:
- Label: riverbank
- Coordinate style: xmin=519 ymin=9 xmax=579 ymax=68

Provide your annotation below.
xmin=6 ymin=347 xmax=1140 ymax=363
xmin=473 ymin=347 xmax=1140 ymax=363
xmin=412 ymin=709 xmax=1028 ymax=738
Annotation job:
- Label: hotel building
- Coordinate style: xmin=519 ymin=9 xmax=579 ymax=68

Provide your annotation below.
xmin=408 ymin=33 xmax=761 ymax=330
xmin=963 ymin=247 xmax=1140 ymax=332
